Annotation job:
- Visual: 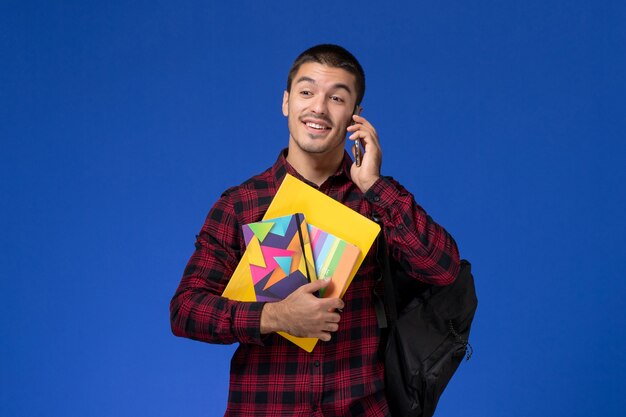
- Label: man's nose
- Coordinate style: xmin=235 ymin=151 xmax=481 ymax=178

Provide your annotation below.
xmin=309 ymin=95 xmax=328 ymax=115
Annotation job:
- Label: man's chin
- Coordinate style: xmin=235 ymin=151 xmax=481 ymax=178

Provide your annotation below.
xmin=290 ymin=134 xmax=345 ymax=156
xmin=298 ymin=141 xmax=336 ymax=155
xmin=305 ymin=132 xmax=331 ymax=141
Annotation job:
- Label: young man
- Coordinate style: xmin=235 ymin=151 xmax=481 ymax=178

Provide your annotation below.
xmin=170 ymin=44 xmax=460 ymax=416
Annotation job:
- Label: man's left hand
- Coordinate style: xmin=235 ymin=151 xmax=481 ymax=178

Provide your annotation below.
xmin=347 ymin=114 xmax=381 ymax=193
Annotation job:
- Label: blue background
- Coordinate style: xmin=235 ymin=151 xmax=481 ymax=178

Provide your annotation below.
xmin=2 ymin=1 xmax=625 ymax=416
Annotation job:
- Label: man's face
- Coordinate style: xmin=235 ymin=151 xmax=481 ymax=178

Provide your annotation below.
xmin=282 ymin=62 xmax=358 ymax=159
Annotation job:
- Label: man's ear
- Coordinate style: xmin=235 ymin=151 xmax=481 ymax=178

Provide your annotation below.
xmin=282 ymin=90 xmax=289 ymax=117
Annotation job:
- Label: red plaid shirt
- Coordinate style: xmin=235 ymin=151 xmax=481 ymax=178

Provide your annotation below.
xmin=170 ymin=150 xmax=460 ymax=416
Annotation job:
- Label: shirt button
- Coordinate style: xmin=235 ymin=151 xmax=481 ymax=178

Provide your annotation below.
xmin=373 ymin=196 xmax=380 ymax=202
xmin=313 ymin=360 xmax=320 ymax=367
xmin=398 ymin=224 xmax=404 ymax=230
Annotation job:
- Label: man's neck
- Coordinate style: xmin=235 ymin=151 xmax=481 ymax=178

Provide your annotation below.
xmin=285 ymin=145 xmax=344 ymax=187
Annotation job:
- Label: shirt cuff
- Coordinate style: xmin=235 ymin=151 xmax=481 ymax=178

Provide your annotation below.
xmin=364 ymin=176 xmax=408 ymax=209
xmin=232 ymin=301 xmax=266 ymax=345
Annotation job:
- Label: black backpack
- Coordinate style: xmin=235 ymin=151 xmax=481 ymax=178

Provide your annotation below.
xmin=373 ymin=233 xmax=478 ymax=417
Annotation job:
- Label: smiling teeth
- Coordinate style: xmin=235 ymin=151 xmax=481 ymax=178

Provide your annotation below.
xmin=306 ymin=122 xmax=327 ymax=129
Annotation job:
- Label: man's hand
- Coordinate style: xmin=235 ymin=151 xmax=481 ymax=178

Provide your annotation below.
xmin=260 ymin=279 xmax=344 ymax=342
xmin=347 ymin=114 xmax=382 ymax=193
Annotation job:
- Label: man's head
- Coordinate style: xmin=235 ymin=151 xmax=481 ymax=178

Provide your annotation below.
xmin=286 ymin=44 xmax=365 ymax=105
xmin=282 ymin=45 xmax=366 ymax=174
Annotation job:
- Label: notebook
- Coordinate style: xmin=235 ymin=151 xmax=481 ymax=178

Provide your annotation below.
xmin=241 ymin=213 xmax=317 ymax=302
xmin=308 ymin=224 xmax=360 ymax=299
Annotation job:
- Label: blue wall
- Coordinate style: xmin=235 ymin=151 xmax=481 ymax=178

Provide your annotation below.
xmin=2 ymin=1 xmax=625 ymax=416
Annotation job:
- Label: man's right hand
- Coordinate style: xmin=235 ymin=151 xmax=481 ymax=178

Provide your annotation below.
xmin=260 ymin=279 xmax=344 ymax=342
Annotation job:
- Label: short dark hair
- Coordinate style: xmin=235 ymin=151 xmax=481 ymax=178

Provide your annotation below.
xmin=286 ymin=44 xmax=366 ymax=105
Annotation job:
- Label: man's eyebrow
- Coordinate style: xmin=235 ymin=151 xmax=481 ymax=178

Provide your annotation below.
xmin=294 ymin=76 xmax=353 ymax=94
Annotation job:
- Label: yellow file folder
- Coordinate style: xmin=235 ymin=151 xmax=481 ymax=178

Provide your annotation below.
xmin=223 ymin=174 xmax=381 ymax=352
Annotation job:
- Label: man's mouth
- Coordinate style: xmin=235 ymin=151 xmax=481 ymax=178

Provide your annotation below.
xmin=305 ymin=122 xmax=330 ymax=130
xmin=302 ymin=118 xmax=332 ymax=132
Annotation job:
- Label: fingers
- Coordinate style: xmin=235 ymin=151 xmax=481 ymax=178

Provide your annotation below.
xmin=266 ymin=277 xmax=348 ymax=342
xmin=299 ymin=280 xmax=344 ymax=306
xmin=311 ymin=303 xmax=343 ymax=342
xmin=319 ymin=296 xmax=344 ymax=312
xmin=317 ymin=317 xmax=341 ymax=341
xmin=348 ymin=115 xmax=382 ymax=192
xmin=300 ymin=279 xmax=340 ymax=304
xmin=324 ymin=311 xmax=341 ymax=324
xmin=346 ymin=115 xmax=379 ymax=149
xmin=279 ymin=280 xmax=344 ymax=341
xmin=291 ymin=280 xmax=344 ymax=309
xmin=350 ymin=114 xmax=372 ymax=128
xmin=347 ymin=114 xmax=376 ymax=134
xmin=346 ymin=114 xmax=381 ymax=167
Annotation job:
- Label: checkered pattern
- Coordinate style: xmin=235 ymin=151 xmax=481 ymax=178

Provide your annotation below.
xmin=170 ymin=150 xmax=460 ymax=416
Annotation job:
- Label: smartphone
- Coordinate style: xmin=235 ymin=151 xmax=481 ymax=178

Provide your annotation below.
xmin=352 ymin=106 xmax=362 ymax=166
xmin=354 ymin=139 xmax=362 ymax=167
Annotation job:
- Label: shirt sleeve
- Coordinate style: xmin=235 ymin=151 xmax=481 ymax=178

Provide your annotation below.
xmin=169 ymin=193 xmax=266 ymax=345
xmin=364 ymin=176 xmax=460 ymax=285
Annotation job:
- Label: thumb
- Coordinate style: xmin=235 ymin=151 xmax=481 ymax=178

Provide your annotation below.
xmin=300 ymin=278 xmax=331 ymax=294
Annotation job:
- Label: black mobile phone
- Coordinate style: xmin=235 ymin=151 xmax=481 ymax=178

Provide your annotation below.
xmin=352 ymin=106 xmax=362 ymax=166
xmin=354 ymin=140 xmax=362 ymax=167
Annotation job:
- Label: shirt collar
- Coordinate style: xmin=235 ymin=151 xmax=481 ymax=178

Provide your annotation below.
xmin=270 ymin=148 xmax=354 ymax=188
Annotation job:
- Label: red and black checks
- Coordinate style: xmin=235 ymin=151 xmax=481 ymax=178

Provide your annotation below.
xmin=170 ymin=150 xmax=459 ymax=416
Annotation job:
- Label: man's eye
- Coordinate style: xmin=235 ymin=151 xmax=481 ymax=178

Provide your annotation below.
xmin=300 ymin=91 xmax=312 ymax=96
xmin=330 ymin=96 xmax=344 ymax=103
